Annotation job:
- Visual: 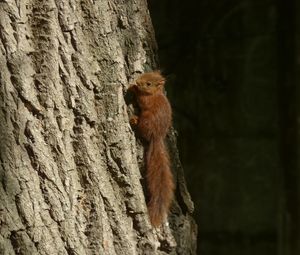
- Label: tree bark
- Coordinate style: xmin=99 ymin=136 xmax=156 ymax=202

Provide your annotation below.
xmin=0 ymin=0 xmax=197 ymax=254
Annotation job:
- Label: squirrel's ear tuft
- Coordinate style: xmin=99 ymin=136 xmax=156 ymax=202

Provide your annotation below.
xmin=153 ymin=70 xmax=166 ymax=84
xmin=153 ymin=70 xmax=164 ymax=77
xmin=157 ymin=78 xmax=165 ymax=86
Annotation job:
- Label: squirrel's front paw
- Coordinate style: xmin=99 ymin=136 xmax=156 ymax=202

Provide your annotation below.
xmin=130 ymin=115 xmax=138 ymax=126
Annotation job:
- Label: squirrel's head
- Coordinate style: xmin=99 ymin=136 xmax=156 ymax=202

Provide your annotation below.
xmin=132 ymin=71 xmax=165 ymax=94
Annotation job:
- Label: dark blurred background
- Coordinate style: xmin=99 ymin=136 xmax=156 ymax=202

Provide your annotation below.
xmin=148 ymin=0 xmax=300 ymax=254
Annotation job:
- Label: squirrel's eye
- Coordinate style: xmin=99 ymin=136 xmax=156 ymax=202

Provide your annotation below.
xmin=146 ymin=82 xmax=151 ymax=86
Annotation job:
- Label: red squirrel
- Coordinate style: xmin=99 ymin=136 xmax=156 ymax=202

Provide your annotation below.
xmin=129 ymin=71 xmax=174 ymax=227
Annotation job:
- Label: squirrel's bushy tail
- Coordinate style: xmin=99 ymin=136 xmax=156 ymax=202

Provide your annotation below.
xmin=146 ymin=137 xmax=174 ymax=227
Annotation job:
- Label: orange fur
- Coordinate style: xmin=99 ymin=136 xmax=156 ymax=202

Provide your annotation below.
xmin=129 ymin=71 xmax=174 ymax=227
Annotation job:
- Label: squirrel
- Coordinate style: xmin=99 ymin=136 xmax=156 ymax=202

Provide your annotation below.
xmin=128 ymin=71 xmax=174 ymax=227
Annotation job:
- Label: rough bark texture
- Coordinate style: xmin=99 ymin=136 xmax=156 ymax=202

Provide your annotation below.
xmin=0 ymin=1 xmax=197 ymax=254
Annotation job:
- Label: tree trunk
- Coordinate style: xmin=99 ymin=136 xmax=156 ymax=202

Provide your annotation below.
xmin=0 ymin=1 xmax=197 ymax=254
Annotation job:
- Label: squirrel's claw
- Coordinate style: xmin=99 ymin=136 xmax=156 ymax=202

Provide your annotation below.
xmin=130 ymin=115 xmax=139 ymax=126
